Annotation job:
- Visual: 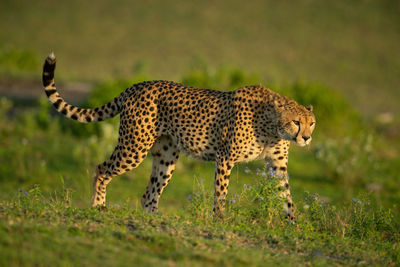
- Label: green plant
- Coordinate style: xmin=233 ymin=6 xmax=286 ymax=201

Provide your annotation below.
xmin=227 ymin=167 xmax=286 ymax=227
xmin=0 ymin=46 xmax=38 ymax=73
xmin=313 ymin=134 xmax=380 ymax=194
xmin=181 ymin=64 xmax=259 ymax=91
xmin=187 ymin=177 xmax=213 ymax=220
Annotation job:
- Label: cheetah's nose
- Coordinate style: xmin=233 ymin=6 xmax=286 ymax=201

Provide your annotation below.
xmin=302 ymin=136 xmax=310 ymax=141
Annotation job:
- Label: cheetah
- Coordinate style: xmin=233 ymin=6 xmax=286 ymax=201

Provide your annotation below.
xmin=42 ymin=53 xmax=316 ymax=220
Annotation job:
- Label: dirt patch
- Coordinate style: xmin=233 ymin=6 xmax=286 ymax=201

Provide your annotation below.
xmin=0 ymin=77 xmax=92 ymax=104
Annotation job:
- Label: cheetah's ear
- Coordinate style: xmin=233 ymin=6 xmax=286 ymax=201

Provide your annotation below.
xmin=306 ymin=105 xmax=313 ymax=112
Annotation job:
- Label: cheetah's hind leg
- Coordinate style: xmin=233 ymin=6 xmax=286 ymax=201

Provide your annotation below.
xmin=91 ymin=141 xmax=152 ymax=208
xmin=141 ymin=136 xmax=180 ymax=214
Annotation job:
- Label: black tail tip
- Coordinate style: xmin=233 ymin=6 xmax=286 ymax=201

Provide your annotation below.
xmin=43 ymin=52 xmax=56 ymax=86
xmin=46 ymin=52 xmax=56 ymax=65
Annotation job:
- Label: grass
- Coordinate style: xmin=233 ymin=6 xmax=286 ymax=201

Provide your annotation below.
xmin=0 ymin=178 xmax=398 ymax=266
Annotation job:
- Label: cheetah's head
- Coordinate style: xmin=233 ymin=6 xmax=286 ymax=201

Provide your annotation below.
xmin=277 ymin=104 xmax=316 ymax=147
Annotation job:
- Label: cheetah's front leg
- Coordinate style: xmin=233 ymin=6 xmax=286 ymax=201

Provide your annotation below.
xmin=212 ymin=160 xmax=234 ymax=216
xmin=267 ymin=140 xmax=295 ymax=221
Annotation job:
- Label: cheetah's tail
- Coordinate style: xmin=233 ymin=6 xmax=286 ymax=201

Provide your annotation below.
xmin=42 ymin=53 xmax=123 ymax=123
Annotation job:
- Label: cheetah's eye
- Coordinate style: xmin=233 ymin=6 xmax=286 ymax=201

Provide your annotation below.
xmin=310 ymin=122 xmax=315 ymax=127
xmin=292 ymin=120 xmax=300 ymax=126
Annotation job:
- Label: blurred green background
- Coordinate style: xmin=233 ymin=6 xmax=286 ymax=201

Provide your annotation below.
xmin=1 ymin=0 xmax=400 ymax=114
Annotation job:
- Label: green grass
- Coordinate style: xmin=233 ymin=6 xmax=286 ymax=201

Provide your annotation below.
xmin=0 ymin=179 xmax=398 ymax=266
xmin=0 ymin=0 xmax=399 ymax=115
xmin=0 ymin=68 xmax=399 ymax=265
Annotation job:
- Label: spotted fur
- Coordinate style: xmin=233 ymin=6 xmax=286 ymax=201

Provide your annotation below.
xmin=43 ymin=54 xmax=316 ymax=220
